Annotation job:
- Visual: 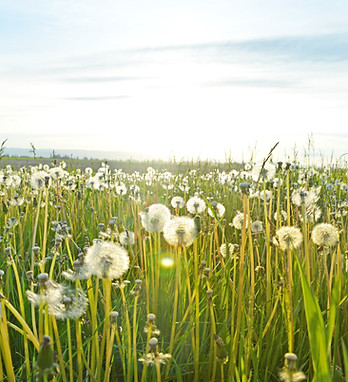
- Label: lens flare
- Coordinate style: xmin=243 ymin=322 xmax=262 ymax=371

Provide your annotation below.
xmin=160 ymin=256 xmax=174 ymax=268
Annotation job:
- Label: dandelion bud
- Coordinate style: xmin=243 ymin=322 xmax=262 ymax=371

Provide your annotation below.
xmin=37 ymin=273 xmax=49 ymax=286
xmin=199 ymin=260 xmax=207 ymax=271
xmin=73 ymin=260 xmax=81 ymax=270
xmin=110 ymin=311 xmax=119 ymax=325
xmin=207 ymin=289 xmax=214 ymax=304
xmin=284 ymin=353 xmax=297 ymax=371
xmin=149 ymin=337 xmax=158 ymax=353
xmin=35 ymin=335 xmax=54 ymax=379
xmin=98 ymin=223 xmax=105 ymax=232
xmin=63 ymin=297 xmax=72 ymax=307
xmin=239 ymin=182 xmax=250 ymax=195
xmin=214 ymin=334 xmax=228 ymax=364
xmin=32 ymin=246 xmax=40 ymax=255
xmin=26 ymin=270 xmax=33 ymax=282
xmin=0 ymin=269 xmax=4 ymax=281
xmin=147 ymin=313 xmax=156 ymax=323
xmin=203 ymin=268 xmax=211 ymax=279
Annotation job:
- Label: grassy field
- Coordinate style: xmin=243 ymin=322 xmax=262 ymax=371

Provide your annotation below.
xmin=0 ymin=156 xmax=347 ymax=381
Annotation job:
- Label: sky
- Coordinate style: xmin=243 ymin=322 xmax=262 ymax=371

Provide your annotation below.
xmin=1 ymin=0 xmax=348 ymax=163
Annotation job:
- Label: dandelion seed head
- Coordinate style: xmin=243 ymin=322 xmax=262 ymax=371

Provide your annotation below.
xmin=163 ymin=216 xmax=198 ymax=247
xmin=232 ymin=212 xmax=250 ymax=230
xmin=186 ymin=196 xmax=206 ymax=214
xmin=171 ymin=196 xmax=185 ymax=209
xmin=275 ymin=226 xmax=303 ymax=251
xmin=250 ymin=162 xmax=276 ymax=182
xmin=84 ymin=240 xmax=129 ymax=279
xmin=140 ymin=204 xmax=171 ymax=233
xmin=208 ymin=202 xmax=225 ymax=218
xmin=119 ymin=230 xmax=135 ymax=246
xmin=312 ymin=223 xmax=339 ymax=247
xmin=251 ymin=220 xmax=264 ymax=234
xmin=219 ymin=243 xmax=239 ymax=259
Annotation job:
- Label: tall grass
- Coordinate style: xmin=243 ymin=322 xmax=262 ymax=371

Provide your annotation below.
xmin=0 ymin=157 xmax=347 ymax=381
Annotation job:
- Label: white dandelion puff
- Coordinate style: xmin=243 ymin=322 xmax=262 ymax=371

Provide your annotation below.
xmin=163 ymin=216 xmax=198 ymax=247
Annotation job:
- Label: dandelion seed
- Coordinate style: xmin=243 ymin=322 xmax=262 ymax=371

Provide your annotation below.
xmin=49 ymin=167 xmax=66 ymax=180
xmin=291 ymin=187 xmax=320 ymax=207
xmin=251 ymin=162 xmax=276 ymax=182
xmin=84 ymin=240 xmax=130 ymax=279
xmin=140 ymin=203 xmax=171 ymax=233
xmin=208 ymin=202 xmax=225 ymax=218
xmin=312 ymin=223 xmax=339 ymax=247
xmin=49 ymin=287 xmax=88 ymax=320
xmin=275 ymin=227 xmax=303 ymax=251
xmin=251 ymin=220 xmax=264 ymax=234
xmin=171 ymin=196 xmax=185 ymax=209
xmin=119 ymin=230 xmax=135 ymax=246
xmin=30 ymin=171 xmax=51 ymax=190
xmin=219 ymin=243 xmax=239 ymax=259
xmin=186 ymin=196 xmax=206 ymax=214
xmin=163 ymin=216 xmax=198 ymax=247
xmin=274 ymin=210 xmax=288 ymax=223
xmin=232 ymin=212 xmax=250 ymax=230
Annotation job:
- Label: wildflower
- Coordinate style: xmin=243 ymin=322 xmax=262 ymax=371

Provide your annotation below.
xmin=274 ymin=210 xmax=288 ymax=223
xmin=48 ymin=287 xmax=88 ymax=320
xmin=186 ymin=196 xmax=206 ymax=214
xmin=163 ymin=216 xmax=198 ymax=247
xmin=259 ymin=190 xmax=272 ymax=202
xmin=144 ymin=313 xmax=161 ymax=336
xmin=251 ymin=162 xmax=276 ymax=182
xmin=239 ymin=182 xmax=250 ymax=195
xmin=138 ymin=338 xmax=172 ymax=365
xmin=251 ymin=220 xmax=264 ymax=234
xmin=119 ymin=230 xmax=135 ymax=246
xmin=232 ymin=212 xmax=250 ymax=230
xmin=291 ymin=187 xmax=320 ymax=208
xmin=83 ymin=240 xmax=130 ymax=280
xmin=208 ymin=202 xmax=225 ymax=218
xmin=30 ymin=171 xmax=51 ymax=190
xmin=116 ymin=182 xmax=127 ymax=195
xmin=275 ymin=227 xmax=303 ymax=251
xmin=86 ymin=176 xmax=101 ymax=190
xmin=279 ymin=353 xmax=306 ymax=382
xmin=219 ymin=243 xmax=239 ymax=259
xmin=49 ymin=167 xmax=67 ymax=180
xmin=206 ymin=289 xmax=214 ymax=305
xmin=110 ymin=311 xmax=119 ymax=327
xmin=300 ymin=205 xmax=322 ymax=223
xmin=171 ymin=196 xmax=185 ymax=209
xmin=312 ymin=223 xmax=339 ymax=247
xmin=85 ymin=167 xmax=93 ymax=175
xmin=140 ymin=203 xmax=171 ymax=233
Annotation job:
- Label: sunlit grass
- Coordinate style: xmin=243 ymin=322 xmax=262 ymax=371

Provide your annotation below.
xmin=0 ymin=155 xmax=347 ymax=381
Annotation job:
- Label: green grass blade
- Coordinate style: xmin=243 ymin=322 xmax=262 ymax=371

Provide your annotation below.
xmin=294 ymin=253 xmax=332 ymax=382
xmin=342 ymin=340 xmax=348 ymax=382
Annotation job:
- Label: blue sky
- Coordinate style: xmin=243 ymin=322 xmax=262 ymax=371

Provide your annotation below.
xmin=1 ymin=0 xmax=348 ymax=162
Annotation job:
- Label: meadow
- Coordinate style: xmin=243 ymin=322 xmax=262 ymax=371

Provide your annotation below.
xmin=0 ymin=154 xmax=347 ymax=381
